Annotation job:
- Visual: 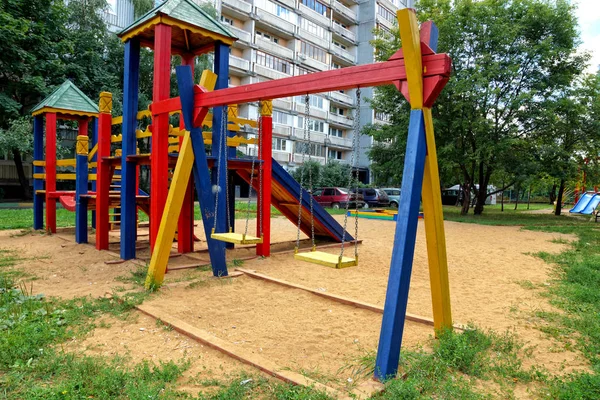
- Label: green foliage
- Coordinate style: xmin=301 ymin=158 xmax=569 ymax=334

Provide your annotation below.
xmin=291 ymin=160 xmax=354 ymax=188
xmin=0 ymin=117 xmax=32 ymax=156
xmin=368 ymin=0 xmax=588 ymax=214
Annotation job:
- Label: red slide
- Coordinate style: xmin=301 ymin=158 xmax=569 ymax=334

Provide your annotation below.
xmin=58 ymin=195 xmax=76 ymax=212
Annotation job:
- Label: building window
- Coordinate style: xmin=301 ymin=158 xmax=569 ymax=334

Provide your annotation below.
xmin=107 ymin=0 xmax=117 ymax=14
xmin=256 ymin=30 xmax=280 ymax=44
xmin=376 ymin=23 xmax=392 ymax=35
xmin=256 ymin=51 xmax=290 ymax=74
xmin=333 ymin=41 xmax=347 ymax=50
xmin=333 ymin=19 xmax=348 ymax=30
xmin=331 ymin=62 xmax=342 ymax=69
xmin=328 ymin=149 xmax=343 ymax=160
xmin=295 ymin=65 xmax=315 ymax=76
xmin=296 ymin=142 xmax=325 ymax=157
xmin=378 ymin=5 xmax=396 ymax=24
xmin=272 ymin=110 xmax=290 ymax=125
xmin=329 ymin=127 xmax=344 ymax=138
xmin=330 ymin=105 xmax=347 ymax=116
xmin=375 ymin=111 xmax=391 ymax=122
xmin=273 ymin=138 xmax=288 ymax=151
xmin=296 ymin=94 xmax=324 ymax=110
xmin=297 ymin=116 xmax=325 ymax=133
xmin=220 ymin=15 xmax=234 ymax=25
xmin=300 ymin=18 xmax=327 ymax=39
xmin=300 ymin=41 xmax=327 ymax=63
xmin=301 ymin=0 xmax=330 ymax=17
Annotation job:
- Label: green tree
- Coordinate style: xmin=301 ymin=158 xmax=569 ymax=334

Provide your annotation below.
xmin=367 ymin=0 xmax=586 ymax=214
xmin=0 ymin=118 xmax=33 ymax=197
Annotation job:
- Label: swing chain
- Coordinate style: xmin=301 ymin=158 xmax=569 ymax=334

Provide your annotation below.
xmin=306 ymin=95 xmax=316 ymax=250
xmin=224 ymin=106 xmax=231 ymax=232
xmin=295 ymin=95 xmax=310 ymax=252
xmin=245 ymin=115 xmax=257 ymax=238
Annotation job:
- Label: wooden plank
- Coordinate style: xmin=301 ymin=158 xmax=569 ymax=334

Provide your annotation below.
xmin=46 ymin=112 xmax=57 ymax=233
xmin=33 ymin=116 xmax=44 ymax=230
xmin=397 ymin=8 xmax=423 ymax=109
xmin=136 ymin=304 xmax=348 ymax=400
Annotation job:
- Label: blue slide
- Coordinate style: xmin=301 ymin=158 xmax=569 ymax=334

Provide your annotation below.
xmin=570 ymin=192 xmax=595 ymax=213
xmin=580 ymin=194 xmax=600 ymax=215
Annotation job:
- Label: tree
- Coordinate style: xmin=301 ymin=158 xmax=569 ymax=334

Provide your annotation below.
xmin=367 ymin=0 xmax=586 ymax=214
xmin=0 ymin=118 xmax=32 ymax=197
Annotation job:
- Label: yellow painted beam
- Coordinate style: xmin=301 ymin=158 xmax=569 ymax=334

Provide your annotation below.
xmin=56 ymin=173 xmax=76 ymax=180
xmin=421 ymin=108 xmax=452 ymax=330
xmin=397 ymin=9 xmax=423 ymax=109
xmin=33 ymin=160 xmax=45 ymax=167
xmin=33 ymin=173 xmax=46 ymax=179
xmin=56 ymin=159 xmax=76 ymax=167
xmin=88 ymin=144 xmax=98 ymax=161
xmin=88 ymin=174 xmax=97 ymax=181
xmin=111 ymin=134 xmax=123 ymax=143
xmin=145 ymin=129 xmax=195 ymax=288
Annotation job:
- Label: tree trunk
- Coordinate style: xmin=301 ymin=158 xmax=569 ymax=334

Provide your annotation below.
xmin=460 ymin=182 xmax=471 ymax=215
xmin=514 ymin=183 xmax=520 ymax=210
xmin=527 ymin=185 xmax=532 ymax=210
xmin=549 ymin=183 xmax=557 ymax=204
xmin=555 ymin=179 xmax=565 ymax=216
xmin=12 ymin=149 xmax=31 ymax=200
xmin=501 ymin=179 xmax=505 ymax=212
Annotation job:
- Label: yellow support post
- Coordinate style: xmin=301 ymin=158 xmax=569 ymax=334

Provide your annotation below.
xmin=397 ymin=9 xmax=423 ymax=109
xmin=421 ymin=108 xmax=452 ymax=331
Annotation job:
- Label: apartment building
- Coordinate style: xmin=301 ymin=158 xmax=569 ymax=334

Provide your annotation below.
xmin=102 ymin=0 xmax=414 ymax=183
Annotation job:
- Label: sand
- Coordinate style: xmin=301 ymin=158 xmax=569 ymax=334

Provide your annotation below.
xmin=0 ymin=215 xmax=587 ymax=396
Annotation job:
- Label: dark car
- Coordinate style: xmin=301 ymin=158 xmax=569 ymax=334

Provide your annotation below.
xmin=441 ymin=189 xmax=462 ymax=205
xmin=312 ymin=187 xmax=365 ymax=209
xmin=352 ymin=188 xmax=390 ymax=208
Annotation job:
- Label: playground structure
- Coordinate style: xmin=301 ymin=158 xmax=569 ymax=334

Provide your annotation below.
xmin=32 ymin=0 xmax=452 ymax=381
xmin=570 ymin=191 xmax=600 ymax=221
xmin=347 ymin=209 xmax=424 ymax=222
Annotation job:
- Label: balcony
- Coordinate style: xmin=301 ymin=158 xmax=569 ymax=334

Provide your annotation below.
xmin=293 ymin=128 xmax=327 ymax=143
xmin=294 ymin=102 xmax=328 ymax=120
xmin=256 ymin=36 xmax=294 ymax=60
xmin=299 ymin=54 xmax=330 ymax=71
xmin=228 ymin=25 xmax=252 ymax=45
xmin=293 ymin=153 xmax=326 ymax=165
xmin=327 ymin=135 xmax=353 ymax=148
xmin=254 ymin=64 xmax=291 ymax=80
xmin=273 ymin=98 xmax=293 ymax=111
xmin=229 ymin=55 xmax=250 ymax=73
xmin=222 ymin=0 xmax=252 ymax=15
xmin=332 ymin=23 xmax=356 ymax=43
xmin=332 ymin=0 xmax=357 ymax=24
xmin=298 ymin=3 xmax=330 ymax=26
xmin=377 ymin=14 xmax=395 ymax=31
xmin=273 ymin=150 xmax=291 ymax=163
xmin=329 ymin=90 xmax=354 ymax=106
xmin=328 ymin=112 xmax=353 ymax=127
xmin=331 ymin=44 xmax=356 ymax=64
xmin=297 ymin=28 xmax=331 ymax=50
xmin=255 ymin=8 xmax=296 ymax=36
xmin=273 ymin=123 xmax=292 ymax=136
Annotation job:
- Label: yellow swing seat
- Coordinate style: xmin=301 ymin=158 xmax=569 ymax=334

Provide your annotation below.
xmin=210 ymin=230 xmax=263 ymax=245
xmin=294 ymin=250 xmax=357 ymax=269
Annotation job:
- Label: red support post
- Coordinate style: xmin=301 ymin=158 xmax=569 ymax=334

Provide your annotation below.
xmin=96 ymin=92 xmax=112 ymax=250
xmin=78 ymin=118 xmax=89 ymax=136
xmin=256 ymin=100 xmax=272 ymax=257
xmin=150 ymin=23 xmax=172 ymax=251
xmin=45 ymin=113 xmax=57 ymax=233
xmin=177 ymin=55 xmax=195 ymax=253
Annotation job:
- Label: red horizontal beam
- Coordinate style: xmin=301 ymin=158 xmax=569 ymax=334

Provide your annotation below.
xmin=150 ymin=54 xmax=451 ymax=117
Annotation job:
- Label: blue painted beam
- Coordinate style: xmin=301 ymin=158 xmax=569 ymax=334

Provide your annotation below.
xmin=33 ymin=115 xmax=44 ymax=230
xmin=75 ymin=146 xmax=88 ymax=243
xmin=374 ymin=110 xmax=427 ymax=381
xmin=176 ymin=65 xmax=228 ymax=277
xmin=120 ymin=38 xmax=141 ymax=260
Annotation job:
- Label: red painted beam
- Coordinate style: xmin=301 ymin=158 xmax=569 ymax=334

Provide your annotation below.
xmin=96 ymin=108 xmax=112 ymax=250
xmin=45 ymin=113 xmax=57 ymax=233
xmin=149 ymin=54 xmax=451 ymax=119
xmin=256 ymin=113 xmax=272 ymax=257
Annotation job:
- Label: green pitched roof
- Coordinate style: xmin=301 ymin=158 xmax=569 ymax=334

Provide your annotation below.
xmin=31 ymin=80 xmax=98 ymax=116
xmin=118 ymin=0 xmax=236 ymax=40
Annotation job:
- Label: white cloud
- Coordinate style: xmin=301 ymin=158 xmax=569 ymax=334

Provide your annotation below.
xmin=574 ymin=0 xmax=600 ymax=73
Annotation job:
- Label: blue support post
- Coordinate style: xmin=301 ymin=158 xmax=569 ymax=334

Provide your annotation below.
xmin=90 ymin=117 xmax=98 ymax=229
xmin=213 ymin=42 xmax=233 ymax=242
xmin=374 ymin=110 xmax=428 ymax=381
xmin=120 ymin=38 xmax=141 ymax=260
xmin=33 ymin=115 xmax=44 ymax=230
xmin=75 ymin=136 xmax=89 ymax=243
xmin=176 ymin=65 xmax=228 ymax=277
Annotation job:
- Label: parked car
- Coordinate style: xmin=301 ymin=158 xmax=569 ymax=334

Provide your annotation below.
xmin=441 ymin=188 xmax=462 ymax=205
xmin=312 ymin=187 xmax=365 ymax=209
xmin=381 ymin=188 xmax=401 ymax=208
xmin=352 ymin=188 xmax=390 ymax=208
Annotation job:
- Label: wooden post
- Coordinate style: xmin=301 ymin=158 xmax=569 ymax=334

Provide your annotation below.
xmin=177 ymin=54 xmax=195 ymax=254
xmin=75 ymin=135 xmax=89 ymax=243
xmin=150 ymin=23 xmax=172 ymax=251
xmin=33 ymin=115 xmax=44 ymax=230
xmin=120 ymin=38 xmax=141 ymax=260
xmin=257 ymin=100 xmax=272 ymax=257
xmin=90 ymin=117 xmax=98 ymax=229
xmin=96 ymin=92 xmax=112 ymax=250
xmin=45 ymin=112 xmax=57 ymax=233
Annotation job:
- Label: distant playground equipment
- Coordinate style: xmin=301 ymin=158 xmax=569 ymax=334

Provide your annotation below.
xmin=570 ymin=192 xmax=600 ymax=221
xmin=31 ymin=1 xmax=453 ymax=381
xmin=347 ymin=209 xmax=424 ymax=221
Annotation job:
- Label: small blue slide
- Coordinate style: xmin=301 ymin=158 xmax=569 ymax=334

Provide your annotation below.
xmin=570 ymin=192 xmax=595 ymax=213
xmin=580 ymin=194 xmax=600 ymax=215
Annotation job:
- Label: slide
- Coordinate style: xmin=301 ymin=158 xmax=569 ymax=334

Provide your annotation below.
xmin=580 ymin=194 xmax=600 ymax=215
xmin=236 ymin=158 xmax=354 ymax=242
xmin=58 ymin=194 xmax=76 ymax=212
xmin=570 ymin=192 xmax=595 ymax=213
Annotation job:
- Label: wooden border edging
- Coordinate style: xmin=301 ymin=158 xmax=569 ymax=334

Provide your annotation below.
xmin=235 ymin=268 xmax=464 ymax=331
xmin=136 ymin=304 xmax=352 ymax=399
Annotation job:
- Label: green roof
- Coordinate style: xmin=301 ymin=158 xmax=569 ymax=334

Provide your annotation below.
xmin=118 ymin=0 xmax=236 ymax=40
xmin=31 ymin=80 xmax=98 ymax=116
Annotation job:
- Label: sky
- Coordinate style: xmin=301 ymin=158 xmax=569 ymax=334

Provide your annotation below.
xmin=575 ymin=0 xmax=600 ymax=73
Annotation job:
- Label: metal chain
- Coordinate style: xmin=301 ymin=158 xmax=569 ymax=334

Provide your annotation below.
xmin=224 ymin=106 xmax=231 ymax=232
xmin=245 ymin=114 xmax=258 ymax=237
xmin=295 ymin=95 xmax=310 ymax=251
xmin=340 ymin=88 xmax=361 ymax=260
xmin=213 ymin=107 xmax=225 ymax=231
xmin=306 ymin=95 xmax=315 ymax=250
xmin=353 ymin=89 xmax=361 ymax=259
